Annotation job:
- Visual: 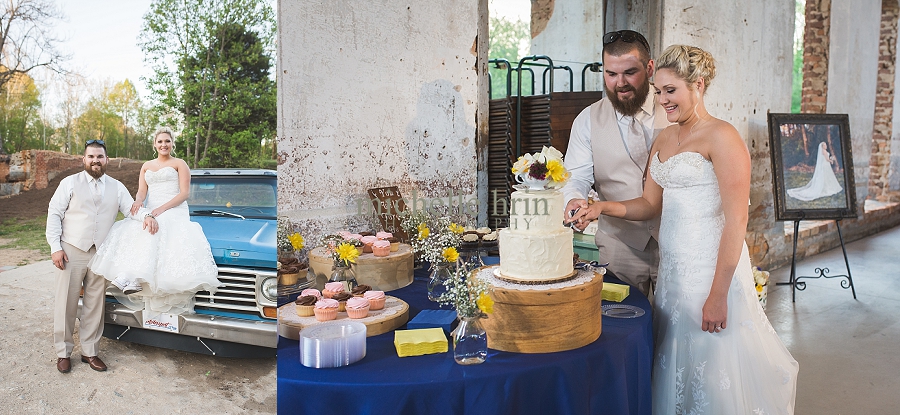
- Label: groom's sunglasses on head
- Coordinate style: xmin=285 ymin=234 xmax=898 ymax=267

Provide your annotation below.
xmin=602 ymin=30 xmax=650 ymax=54
xmin=85 ymin=139 xmax=106 ymax=148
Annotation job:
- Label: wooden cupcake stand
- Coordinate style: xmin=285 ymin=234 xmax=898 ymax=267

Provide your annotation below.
xmin=307 ymin=244 xmax=414 ymax=291
xmin=481 ymin=269 xmax=604 ymax=353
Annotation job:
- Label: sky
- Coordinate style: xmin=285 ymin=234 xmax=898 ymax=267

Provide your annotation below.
xmin=54 ymin=0 xmax=154 ymax=97
xmin=490 ymin=0 xmax=530 ymax=22
xmin=45 ymin=0 xmax=519 ymax=107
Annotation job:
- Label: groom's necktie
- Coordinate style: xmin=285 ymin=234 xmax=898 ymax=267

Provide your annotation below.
xmin=92 ymin=179 xmax=102 ymax=203
xmin=625 ymin=116 xmax=650 ymax=171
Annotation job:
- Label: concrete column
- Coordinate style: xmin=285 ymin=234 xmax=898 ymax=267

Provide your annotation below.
xmin=656 ymin=0 xmax=794 ymax=265
xmin=277 ymin=0 xmax=487 ymax=245
xmin=827 ymin=0 xmax=882 ymax=209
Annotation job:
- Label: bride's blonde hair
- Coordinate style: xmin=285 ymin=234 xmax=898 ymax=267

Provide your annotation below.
xmin=656 ymin=45 xmax=717 ymax=94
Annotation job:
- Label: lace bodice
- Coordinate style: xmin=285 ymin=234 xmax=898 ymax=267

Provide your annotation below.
xmin=145 ymin=166 xmax=185 ymax=211
xmin=650 ymin=151 xmax=721 ymax=223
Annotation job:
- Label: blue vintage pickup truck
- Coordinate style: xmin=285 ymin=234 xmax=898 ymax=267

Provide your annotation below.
xmin=95 ymin=169 xmax=278 ymax=357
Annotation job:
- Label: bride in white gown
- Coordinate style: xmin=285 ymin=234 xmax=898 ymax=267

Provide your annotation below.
xmin=569 ymin=45 xmax=798 ymax=414
xmin=89 ymin=128 xmax=221 ymax=314
xmin=787 ymin=141 xmax=842 ymax=201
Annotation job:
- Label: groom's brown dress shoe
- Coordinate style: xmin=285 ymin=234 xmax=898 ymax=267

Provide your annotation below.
xmin=57 ymin=357 xmax=71 ymax=373
xmin=81 ymin=355 xmax=107 ymax=372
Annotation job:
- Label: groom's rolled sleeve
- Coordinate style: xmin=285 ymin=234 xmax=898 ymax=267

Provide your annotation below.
xmin=115 ymin=182 xmax=150 ymax=221
xmin=561 ymin=109 xmax=595 ymax=206
xmin=46 ymin=176 xmax=74 ymax=253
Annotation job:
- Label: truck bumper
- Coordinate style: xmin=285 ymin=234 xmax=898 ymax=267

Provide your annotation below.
xmin=82 ymin=300 xmax=277 ymax=349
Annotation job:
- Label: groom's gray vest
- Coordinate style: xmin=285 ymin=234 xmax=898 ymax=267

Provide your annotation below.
xmin=61 ymin=173 xmax=120 ymax=251
xmin=589 ymin=97 xmax=668 ymax=251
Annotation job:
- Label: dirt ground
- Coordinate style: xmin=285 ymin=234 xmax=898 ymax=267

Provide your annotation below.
xmin=0 ymin=160 xmax=276 ymax=414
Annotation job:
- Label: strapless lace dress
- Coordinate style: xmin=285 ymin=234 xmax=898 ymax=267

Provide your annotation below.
xmin=89 ymin=166 xmax=221 ymax=314
xmin=649 ymin=152 xmax=798 ymax=414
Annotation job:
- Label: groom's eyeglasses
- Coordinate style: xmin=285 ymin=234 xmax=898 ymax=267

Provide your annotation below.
xmin=603 ymin=30 xmax=650 ymax=54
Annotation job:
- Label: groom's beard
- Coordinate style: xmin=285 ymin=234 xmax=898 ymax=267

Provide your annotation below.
xmin=606 ymin=80 xmax=651 ymax=117
xmin=84 ymin=162 xmax=106 ymax=179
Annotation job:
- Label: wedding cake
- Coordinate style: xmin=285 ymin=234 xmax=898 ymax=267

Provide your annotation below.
xmin=498 ymin=147 xmax=575 ymax=283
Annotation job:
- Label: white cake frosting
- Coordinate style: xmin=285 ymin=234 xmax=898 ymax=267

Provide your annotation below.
xmin=499 ymin=189 xmax=574 ymax=282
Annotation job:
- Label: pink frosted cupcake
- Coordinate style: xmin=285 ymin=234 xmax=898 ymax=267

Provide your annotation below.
xmin=363 ymin=290 xmax=386 ymax=310
xmin=346 ymin=297 xmax=370 ymax=319
xmin=300 ymin=288 xmax=322 ymax=300
xmin=322 ymin=282 xmax=345 ymax=299
xmin=313 ymin=299 xmax=339 ymax=321
xmin=360 ymin=235 xmax=378 ymax=253
xmin=372 ymin=240 xmax=391 ymax=257
xmin=376 ymin=231 xmax=393 ymax=240
xmin=337 ymin=230 xmax=352 ymax=239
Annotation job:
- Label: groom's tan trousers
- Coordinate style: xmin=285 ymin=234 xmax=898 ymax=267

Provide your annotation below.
xmin=54 ymin=241 xmax=107 ymax=358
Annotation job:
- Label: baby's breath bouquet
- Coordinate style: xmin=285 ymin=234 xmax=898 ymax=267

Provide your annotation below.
xmin=436 ymin=267 xmax=494 ymax=318
xmin=401 ymin=209 xmax=463 ymax=265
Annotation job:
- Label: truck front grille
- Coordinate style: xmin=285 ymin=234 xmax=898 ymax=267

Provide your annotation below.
xmin=194 ymin=267 xmax=271 ymax=318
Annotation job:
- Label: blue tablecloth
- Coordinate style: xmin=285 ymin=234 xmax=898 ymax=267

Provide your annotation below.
xmin=277 ymin=259 xmax=653 ymax=415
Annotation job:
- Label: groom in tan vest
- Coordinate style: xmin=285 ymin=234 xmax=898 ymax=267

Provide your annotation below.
xmin=46 ymin=140 xmax=158 ymax=373
xmin=563 ymin=30 xmax=669 ymax=297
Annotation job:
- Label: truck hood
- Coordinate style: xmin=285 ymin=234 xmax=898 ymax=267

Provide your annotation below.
xmin=190 ymin=216 xmax=276 ymax=269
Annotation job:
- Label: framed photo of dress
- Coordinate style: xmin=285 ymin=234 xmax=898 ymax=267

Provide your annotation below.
xmin=767 ymin=113 xmax=858 ymax=221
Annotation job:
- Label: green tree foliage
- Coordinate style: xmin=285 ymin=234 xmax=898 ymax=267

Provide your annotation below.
xmin=0 ymin=74 xmax=43 ymax=153
xmin=73 ymin=80 xmax=156 ymax=160
xmin=791 ymin=0 xmax=804 ymax=113
xmin=489 ymin=16 xmax=530 ymax=99
xmin=140 ymin=0 xmax=276 ymax=168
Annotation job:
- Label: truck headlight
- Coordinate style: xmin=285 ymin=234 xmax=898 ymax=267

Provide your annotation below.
xmin=261 ymin=277 xmax=278 ymax=302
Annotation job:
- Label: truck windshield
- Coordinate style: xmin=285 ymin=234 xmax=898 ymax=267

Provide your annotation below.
xmin=188 ymin=177 xmax=276 ymax=219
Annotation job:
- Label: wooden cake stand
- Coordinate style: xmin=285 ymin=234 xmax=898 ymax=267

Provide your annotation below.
xmin=481 ymin=268 xmax=604 ymax=353
xmin=277 ymin=295 xmax=409 ymax=340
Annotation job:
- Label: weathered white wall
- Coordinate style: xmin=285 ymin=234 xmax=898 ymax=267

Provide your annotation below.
xmin=278 ymin=0 xmax=487 ymax=239
xmin=827 ymin=0 xmax=882 ymax=203
xmin=530 ymin=0 xmax=605 ymax=92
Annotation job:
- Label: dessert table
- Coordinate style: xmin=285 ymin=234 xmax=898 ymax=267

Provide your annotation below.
xmin=277 ymin=258 xmax=653 ymax=415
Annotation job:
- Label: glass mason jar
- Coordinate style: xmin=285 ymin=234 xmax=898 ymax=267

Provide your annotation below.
xmin=329 ymin=263 xmax=358 ymax=292
xmin=452 ymin=313 xmax=487 ymax=365
xmin=426 ymin=262 xmax=453 ymax=302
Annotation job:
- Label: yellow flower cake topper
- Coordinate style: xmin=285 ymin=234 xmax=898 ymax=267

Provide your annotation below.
xmin=511 ymin=146 xmax=569 ymax=189
xmin=335 ymin=242 xmax=360 ymax=266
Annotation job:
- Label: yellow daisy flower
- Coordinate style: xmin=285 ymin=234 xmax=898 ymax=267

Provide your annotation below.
xmin=476 ymin=293 xmax=494 ymax=314
xmin=448 ymin=223 xmax=464 ymax=234
xmin=546 ymin=159 xmax=570 ymax=183
xmin=287 ymin=233 xmax=304 ymax=251
xmin=417 ymin=223 xmax=430 ymax=240
xmin=442 ymin=247 xmax=459 ymax=262
xmin=336 ymin=243 xmax=360 ymax=264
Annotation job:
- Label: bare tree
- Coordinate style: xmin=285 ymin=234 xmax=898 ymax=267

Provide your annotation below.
xmin=0 ymin=0 xmax=67 ymax=153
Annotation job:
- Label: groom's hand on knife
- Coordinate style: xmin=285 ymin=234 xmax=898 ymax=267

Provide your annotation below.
xmin=51 ymin=250 xmax=68 ymax=270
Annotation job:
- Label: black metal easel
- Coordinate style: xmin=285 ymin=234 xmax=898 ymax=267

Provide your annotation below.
xmin=777 ymin=219 xmax=857 ymax=302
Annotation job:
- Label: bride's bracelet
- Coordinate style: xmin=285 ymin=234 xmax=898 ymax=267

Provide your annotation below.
xmin=144 ymin=213 xmax=156 ymax=220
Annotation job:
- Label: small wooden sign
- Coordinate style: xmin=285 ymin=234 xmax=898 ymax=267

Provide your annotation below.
xmin=367 ymin=186 xmax=408 ymax=241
